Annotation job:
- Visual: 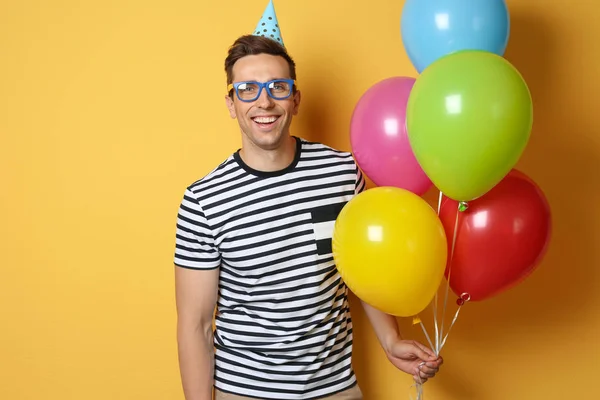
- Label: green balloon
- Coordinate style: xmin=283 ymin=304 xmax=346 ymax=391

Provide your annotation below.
xmin=406 ymin=51 xmax=533 ymax=201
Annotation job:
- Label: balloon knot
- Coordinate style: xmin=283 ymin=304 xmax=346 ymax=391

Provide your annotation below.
xmin=457 ymin=293 xmax=471 ymax=306
xmin=458 ymin=201 xmax=469 ymax=212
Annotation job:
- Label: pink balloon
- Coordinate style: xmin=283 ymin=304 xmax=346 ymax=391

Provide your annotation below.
xmin=350 ymin=77 xmax=432 ymax=195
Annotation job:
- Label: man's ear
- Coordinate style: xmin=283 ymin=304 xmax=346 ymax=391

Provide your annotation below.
xmin=292 ymin=90 xmax=301 ymax=115
xmin=225 ymin=95 xmax=236 ymax=119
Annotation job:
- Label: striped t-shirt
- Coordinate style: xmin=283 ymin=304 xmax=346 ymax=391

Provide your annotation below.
xmin=174 ymin=136 xmax=366 ymax=399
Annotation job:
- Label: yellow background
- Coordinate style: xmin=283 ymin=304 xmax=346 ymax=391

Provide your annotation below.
xmin=2 ymin=0 xmax=598 ymax=399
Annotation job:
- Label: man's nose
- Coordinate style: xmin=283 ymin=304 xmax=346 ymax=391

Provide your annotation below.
xmin=255 ymin=87 xmax=275 ymax=108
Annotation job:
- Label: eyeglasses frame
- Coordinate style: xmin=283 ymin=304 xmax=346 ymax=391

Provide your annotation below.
xmin=227 ymin=79 xmax=297 ymax=102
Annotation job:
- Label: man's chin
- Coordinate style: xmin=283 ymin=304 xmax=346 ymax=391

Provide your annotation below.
xmin=248 ymin=131 xmax=287 ymax=150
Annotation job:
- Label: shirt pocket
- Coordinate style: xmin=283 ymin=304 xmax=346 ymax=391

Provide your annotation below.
xmin=310 ymin=202 xmax=347 ymax=256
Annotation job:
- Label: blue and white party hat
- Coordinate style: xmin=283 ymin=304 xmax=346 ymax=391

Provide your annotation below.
xmin=253 ymin=0 xmax=284 ymax=46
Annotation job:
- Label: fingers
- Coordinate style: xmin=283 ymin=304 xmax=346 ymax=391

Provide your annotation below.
xmin=410 ymin=340 xmax=437 ymax=361
xmin=411 ymin=342 xmax=444 ymax=371
xmin=419 ymin=364 xmax=439 ymax=378
xmin=425 ymin=356 xmax=443 ymax=369
xmin=412 ymin=360 xmax=439 ymax=383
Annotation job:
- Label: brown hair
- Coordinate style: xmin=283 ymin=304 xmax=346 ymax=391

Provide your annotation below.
xmin=224 ymin=34 xmax=296 ymax=89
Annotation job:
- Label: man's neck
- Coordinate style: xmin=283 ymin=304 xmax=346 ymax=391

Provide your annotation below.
xmin=239 ymin=135 xmax=297 ymax=172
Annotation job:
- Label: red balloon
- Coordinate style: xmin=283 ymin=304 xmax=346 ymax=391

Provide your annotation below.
xmin=439 ymin=170 xmax=552 ymax=301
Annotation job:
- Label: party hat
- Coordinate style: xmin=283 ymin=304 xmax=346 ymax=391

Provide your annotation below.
xmin=253 ymin=0 xmax=284 ymax=46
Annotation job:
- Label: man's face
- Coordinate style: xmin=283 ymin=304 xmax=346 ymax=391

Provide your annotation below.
xmin=225 ymin=54 xmax=301 ymax=151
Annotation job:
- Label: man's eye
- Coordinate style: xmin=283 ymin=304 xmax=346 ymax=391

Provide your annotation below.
xmin=238 ymin=84 xmax=257 ymax=92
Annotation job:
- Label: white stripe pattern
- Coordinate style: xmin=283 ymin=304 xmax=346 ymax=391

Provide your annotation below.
xmin=174 ymin=137 xmax=366 ymax=399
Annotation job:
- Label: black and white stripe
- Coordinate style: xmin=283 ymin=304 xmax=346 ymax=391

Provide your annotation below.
xmin=174 ymin=137 xmax=366 ymax=399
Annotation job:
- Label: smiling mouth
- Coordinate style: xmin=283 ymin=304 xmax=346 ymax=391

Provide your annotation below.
xmin=252 ymin=116 xmax=280 ymax=125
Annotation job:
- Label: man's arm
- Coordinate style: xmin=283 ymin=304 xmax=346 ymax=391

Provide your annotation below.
xmin=175 ymin=266 xmax=219 ymax=400
xmin=361 ymin=300 xmax=442 ymax=383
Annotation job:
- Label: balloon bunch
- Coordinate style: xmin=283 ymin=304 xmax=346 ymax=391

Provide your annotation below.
xmin=333 ymin=0 xmax=552 ymax=395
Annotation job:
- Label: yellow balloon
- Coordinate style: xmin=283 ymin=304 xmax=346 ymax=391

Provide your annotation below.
xmin=333 ymin=187 xmax=447 ymax=317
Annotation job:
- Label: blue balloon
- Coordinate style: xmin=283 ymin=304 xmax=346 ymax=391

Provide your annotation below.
xmin=401 ymin=0 xmax=510 ymax=73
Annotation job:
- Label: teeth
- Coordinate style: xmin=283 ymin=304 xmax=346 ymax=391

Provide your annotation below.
xmin=253 ymin=116 xmax=278 ymax=124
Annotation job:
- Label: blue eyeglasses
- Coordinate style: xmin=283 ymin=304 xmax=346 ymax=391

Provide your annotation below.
xmin=227 ymin=79 xmax=297 ymax=102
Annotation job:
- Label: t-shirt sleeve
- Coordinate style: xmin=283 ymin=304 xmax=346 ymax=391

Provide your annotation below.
xmin=173 ymin=188 xmax=221 ymax=270
xmin=355 ymin=163 xmax=366 ymax=195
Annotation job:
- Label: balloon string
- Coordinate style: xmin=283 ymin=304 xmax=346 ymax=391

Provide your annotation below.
xmin=409 ymin=193 xmax=456 ymax=400
xmin=433 ymin=191 xmax=443 ymax=353
xmin=419 ymin=320 xmax=435 ymax=354
xmin=440 ymin=305 xmax=463 ymax=350
xmin=409 ymin=372 xmax=425 ymax=400
xmin=432 ymin=292 xmax=439 ymax=354
xmin=438 ymin=202 xmax=460 ymax=351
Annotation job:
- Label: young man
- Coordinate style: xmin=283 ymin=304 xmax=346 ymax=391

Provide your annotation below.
xmin=174 ymin=34 xmax=442 ymax=400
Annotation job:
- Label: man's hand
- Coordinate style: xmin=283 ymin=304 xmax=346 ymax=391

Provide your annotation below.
xmin=359 ymin=301 xmax=443 ymax=384
xmin=175 ymin=266 xmax=219 ymax=400
xmin=385 ymin=339 xmax=443 ymax=383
